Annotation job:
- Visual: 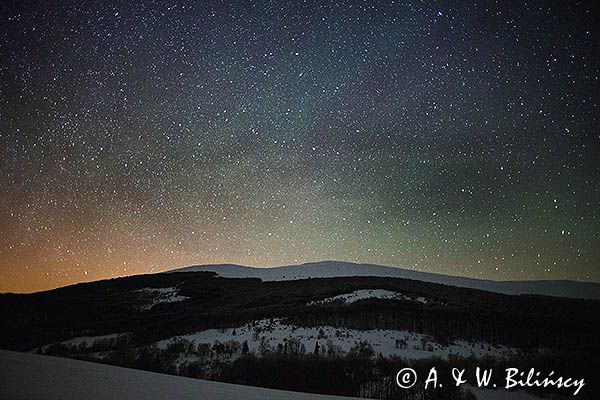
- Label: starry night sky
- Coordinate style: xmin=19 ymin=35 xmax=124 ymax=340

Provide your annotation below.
xmin=1 ymin=1 xmax=599 ymax=292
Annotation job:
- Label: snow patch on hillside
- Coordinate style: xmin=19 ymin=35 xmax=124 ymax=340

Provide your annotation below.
xmin=137 ymin=287 xmax=189 ymax=310
xmin=309 ymin=289 xmax=429 ymax=305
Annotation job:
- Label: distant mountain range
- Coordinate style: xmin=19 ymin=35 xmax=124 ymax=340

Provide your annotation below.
xmin=171 ymin=261 xmax=600 ymax=300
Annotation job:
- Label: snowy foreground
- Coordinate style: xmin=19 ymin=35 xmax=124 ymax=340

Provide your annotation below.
xmin=0 ymin=349 xmax=357 ymax=400
xmin=171 ymin=261 xmax=600 ymax=299
xmin=0 ymin=350 xmax=544 ymax=400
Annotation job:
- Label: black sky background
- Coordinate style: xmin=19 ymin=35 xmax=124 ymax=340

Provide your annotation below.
xmin=0 ymin=0 xmax=599 ymax=292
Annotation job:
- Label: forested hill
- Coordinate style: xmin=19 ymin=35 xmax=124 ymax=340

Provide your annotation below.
xmin=1 ymin=271 xmax=598 ymax=352
xmin=2 ymin=271 xmax=599 ymax=399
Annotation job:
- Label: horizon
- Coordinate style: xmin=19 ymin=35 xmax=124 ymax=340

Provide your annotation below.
xmin=5 ymin=259 xmax=600 ymax=295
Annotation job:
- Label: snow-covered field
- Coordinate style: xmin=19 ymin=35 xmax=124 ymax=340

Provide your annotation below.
xmin=0 ymin=350 xmax=545 ymax=400
xmin=156 ymin=319 xmax=516 ymax=361
xmin=39 ymin=319 xmax=515 ymax=361
xmin=466 ymin=385 xmax=547 ymax=400
xmin=170 ymin=261 xmax=600 ymax=299
xmin=0 ymin=349 xmax=359 ymax=400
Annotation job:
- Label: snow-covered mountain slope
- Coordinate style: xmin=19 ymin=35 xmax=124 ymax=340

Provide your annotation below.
xmin=170 ymin=261 xmax=600 ymax=299
xmin=0 ymin=349 xmax=359 ymax=400
xmin=153 ymin=318 xmax=517 ymax=361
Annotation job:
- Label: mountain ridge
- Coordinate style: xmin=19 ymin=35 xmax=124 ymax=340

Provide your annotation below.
xmin=170 ymin=260 xmax=600 ymax=299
